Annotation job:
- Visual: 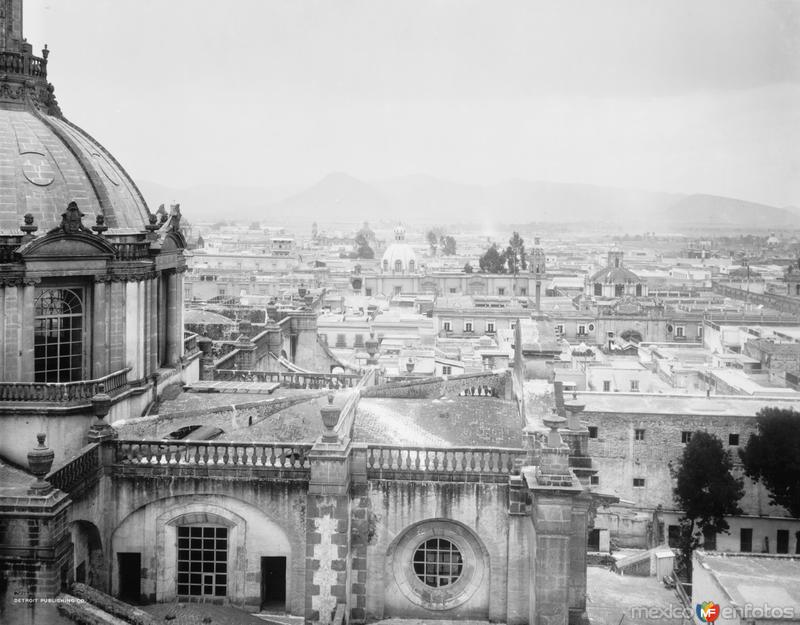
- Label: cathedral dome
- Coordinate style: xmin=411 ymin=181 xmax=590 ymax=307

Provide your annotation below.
xmin=0 ymin=42 xmax=150 ymax=234
xmin=381 ymin=223 xmax=417 ymax=273
xmin=589 ymin=265 xmax=640 ymax=284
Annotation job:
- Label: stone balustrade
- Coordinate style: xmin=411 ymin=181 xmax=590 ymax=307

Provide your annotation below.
xmin=215 ymin=369 xmax=362 ymax=389
xmin=113 ymin=440 xmax=313 ymax=471
xmin=183 ymin=331 xmax=199 ymax=355
xmin=0 ymin=50 xmax=47 ymax=77
xmin=366 ymin=445 xmax=525 ymax=481
xmin=113 ymin=240 xmax=151 ymax=260
xmin=0 ymin=368 xmax=130 ymax=402
xmin=45 ymin=443 xmax=101 ymax=494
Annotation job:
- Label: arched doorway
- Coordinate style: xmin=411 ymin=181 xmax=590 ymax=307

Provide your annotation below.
xmin=71 ymin=520 xmax=106 ymax=592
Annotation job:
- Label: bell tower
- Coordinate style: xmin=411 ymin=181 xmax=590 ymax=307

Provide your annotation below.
xmin=1 ymin=0 xmax=24 ymax=53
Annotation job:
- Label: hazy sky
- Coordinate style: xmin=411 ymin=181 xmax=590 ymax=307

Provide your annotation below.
xmin=24 ymin=0 xmax=800 ymax=206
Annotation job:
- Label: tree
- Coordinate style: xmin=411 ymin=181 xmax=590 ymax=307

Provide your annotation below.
xmin=353 ymin=231 xmax=374 ymax=259
xmin=440 ymin=235 xmax=457 ymax=256
xmin=505 ymin=231 xmax=527 ymax=274
xmin=739 ymin=407 xmax=800 ymax=518
xmin=673 ymin=431 xmax=743 ymax=577
xmin=464 ymin=262 xmax=474 ymax=274
xmin=479 ymin=243 xmax=506 ymax=273
xmin=426 ymin=230 xmax=439 ymax=255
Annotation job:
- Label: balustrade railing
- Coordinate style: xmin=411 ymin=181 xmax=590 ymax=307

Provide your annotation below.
xmin=114 ymin=241 xmax=151 ymax=261
xmin=0 ymin=368 xmax=130 ymax=402
xmin=46 ymin=443 xmax=100 ymax=493
xmin=183 ymin=332 xmax=199 ymax=355
xmin=366 ymin=445 xmax=524 ymax=477
xmin=215 ymin=369 xmax=361 ymax=389
xmin=0 ymin=51 xmax=47 ymax=77
xmin=113 ymin=440 xmax=313 ymax=470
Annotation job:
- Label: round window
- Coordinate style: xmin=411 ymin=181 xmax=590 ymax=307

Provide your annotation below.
xmin=412 ymin=538 xmax=463 ymax=588
xmin=390 ymin=520 xmax=487 ymax=611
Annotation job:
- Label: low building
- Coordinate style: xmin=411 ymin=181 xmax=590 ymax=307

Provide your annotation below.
xmin=692 ymin=552 xmax=800 ymax=625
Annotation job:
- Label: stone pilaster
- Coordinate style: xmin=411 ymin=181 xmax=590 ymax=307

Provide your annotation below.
xmin=348 ymin=442 xmax=369 ymax=624
xmin=506 ymin=475 xmax=532 ymax=624
xmin=20 ymin=282 xmax=35 ymax=381
xmin=148 ymin=277 xmax=158 ymax=373
xmin=525 ymin=412 xmax=588 ymax=625
xmin=165 ymin=271 xmax=178 ymax=365
xmin=92 ymin=280 xmax=108 ymax=378
xmin=109 ymin=280 xmax=126 ymax=373
xmin=305 ymin=400 xmax=353 ymax=624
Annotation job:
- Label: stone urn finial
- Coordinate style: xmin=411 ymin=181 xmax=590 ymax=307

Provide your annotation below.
xmin=541 ymin=411 xmax=567 ymax=448
xmin=28 ymin=433 xmax=54 ymax=494
xmin=88 ymin=384 xmax=116 ymax=441
xmin=320 ymin=392 xmax=341 ymax=443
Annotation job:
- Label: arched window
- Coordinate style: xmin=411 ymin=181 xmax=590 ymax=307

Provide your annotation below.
xmin=394 ymin=259 xmax=403 ymax=273
xmin=796 ymin=284 xmax=799 ymax=296
xmin=594 ymin=283 xmax=602 ymax=296
xmin=34 ymin=288 xmax=84 ymax=382
xmin=635 ymin=284 xmax=642 ymax=296
xmin=383 ymin=259 xmax=389 ymax=272
xmin=614 ymin=284 xmax=624 ymax=297
xmin=408 ymin=260 xmax=415 ymax=273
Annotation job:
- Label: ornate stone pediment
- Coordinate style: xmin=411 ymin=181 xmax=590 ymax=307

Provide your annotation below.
xmin=19 ymin=230 xmax=116 ymax=260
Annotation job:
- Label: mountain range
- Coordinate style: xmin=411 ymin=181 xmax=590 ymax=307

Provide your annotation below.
xmin=137 ymin=173 xmax=799 ymax=230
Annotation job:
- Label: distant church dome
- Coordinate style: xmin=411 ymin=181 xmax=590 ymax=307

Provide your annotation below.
xmin=381 ymin=223 xmax=417 ymax=273
xmin=0 ymin=31 xmax=150 ymax=233
xmin=589 ymin=248 xmax=646 ymax=298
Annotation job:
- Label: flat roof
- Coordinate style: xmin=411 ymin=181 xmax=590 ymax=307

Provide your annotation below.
xmin=696 ymin=552 xmax=800 ymax=614
xmin=355 ymin=396 xmax=523 ymax=447
xmin=575 ymin=391 xmax=800 ymax=416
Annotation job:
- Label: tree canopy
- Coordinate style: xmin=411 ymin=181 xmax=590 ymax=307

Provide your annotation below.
xmin=739 ymin=407 xmax=800 ymax=518
xmin=479 ymin=243 xmax=506 ymax=273
xmin=440 ymin=235 xmax=457 ymax=256
xmin=353 ymin=231 xmax=374 ymax=259
xmin=673 ymin=431 xmax=743 ymax=576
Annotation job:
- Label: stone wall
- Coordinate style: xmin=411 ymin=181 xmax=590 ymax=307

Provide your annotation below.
xmin=583 ymin=409 xmax=783 ymax=517
xmin=361 ymin=370 xmax=511 ymax=400
xmin=109 ymin=484 xmax=308 ymax=613
xmin=114 ymin=392 xmax=325 ymax=440
xmin=364 ymin=479 xmax=510 ymax=621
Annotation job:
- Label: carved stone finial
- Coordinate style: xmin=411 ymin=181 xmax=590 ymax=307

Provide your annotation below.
xmin=91 ymin=213 xmax=108 ymax=235
xmin=20 ymin=213 xmax=38 ymax=236
xmin=57 ymin=202 xmax=91 ymax=234
xmin=320 ymin=393 xmax=341 ymax=443
xmin=145 ymin=212 xmax=161 ymax=235
xmin=28 ymin=433 xmax=54 ymax=494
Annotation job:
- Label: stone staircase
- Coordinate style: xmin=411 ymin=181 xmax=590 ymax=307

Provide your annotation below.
xmin=612 ymin=545 xmax=675 ymax=578
xmin=254 ymin=614 xmax=305 ymax=625
xmin=56 ymin=583 xmax=156 ymax=625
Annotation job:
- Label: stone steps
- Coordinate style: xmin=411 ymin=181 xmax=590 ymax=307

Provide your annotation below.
xmin=254 ymin=613 xmax=304 ymax=625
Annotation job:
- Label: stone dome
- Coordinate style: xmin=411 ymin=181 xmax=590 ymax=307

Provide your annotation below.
xmin=0 ymin=41 xmax=150 ymax=234
xmin=381 ymin=223 xmax=417 ymax=273
xmin=589 ymin=265 xmax=641 ymax=284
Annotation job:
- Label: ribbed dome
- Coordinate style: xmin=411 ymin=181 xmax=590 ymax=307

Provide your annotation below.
xmin=381 ymin=242 xmax=417 ymax=273
xmin=0 ymin=107 xmax=150 ymax=234
xmin=590 ymin=265 xmax=640 ymax=284
xmin=0 ymin=13 xmax=150 ymax=235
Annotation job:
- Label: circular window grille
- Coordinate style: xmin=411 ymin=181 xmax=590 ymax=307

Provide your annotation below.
xmin=588 ymin=323 xmax=595 ymax=331
xmin=667 ymin=324 xmax=674 ymax=333
xmin=412 ymin=538 xmax=463 ymax=588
